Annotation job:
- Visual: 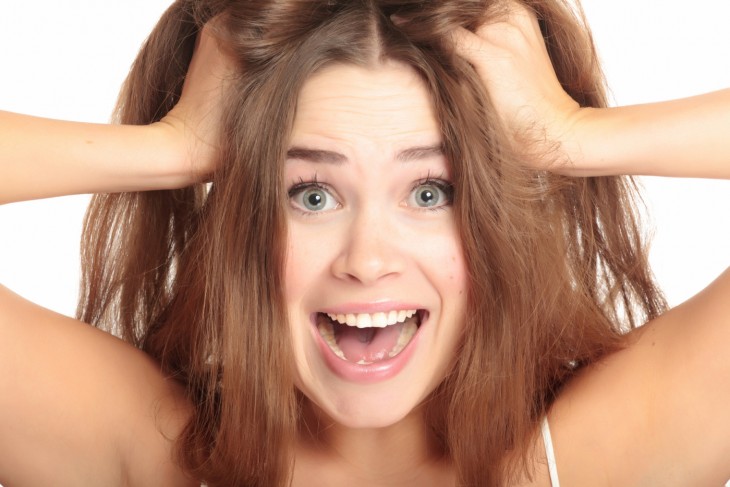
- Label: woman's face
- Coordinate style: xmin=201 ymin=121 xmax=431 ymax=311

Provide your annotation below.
xmin=284 ymin=61 xmax=467 ymax=428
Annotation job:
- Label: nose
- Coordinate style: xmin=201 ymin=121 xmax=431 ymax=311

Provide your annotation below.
xmin=330 ymin=208 xmax=405 ymax=285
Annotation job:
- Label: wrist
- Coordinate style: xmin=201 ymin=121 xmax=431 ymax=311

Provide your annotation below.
xmin=153 ymin=102 xmax=220 ymax=188
xmin=560 ymin=106 xmax=619 ymax=177
xmin=145 ymin=121 xmax=199 ymax=189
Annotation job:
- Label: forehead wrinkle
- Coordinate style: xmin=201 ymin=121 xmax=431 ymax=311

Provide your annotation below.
xmin=290 ymin=63 xmax=443 ymax=166
xmin=297 ymin=95 xmax=423 ymax=132
xmin=295 ymin=66 xmax=433 ymax=127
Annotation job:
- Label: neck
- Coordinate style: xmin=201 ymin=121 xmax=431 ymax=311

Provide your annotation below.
xmin=294 ymin=399 xmax=454 ymax=486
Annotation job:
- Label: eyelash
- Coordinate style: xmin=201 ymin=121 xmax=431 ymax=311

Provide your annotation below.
xmin=287 ymin=177 xmax=328 ymax=196
xmin=409 ymin=175 xmax=455 ymax=211
xmin=286 ymin=174 xmax=455 ymax=215
xmin=287 ymin=175 xmax=336 ymax=216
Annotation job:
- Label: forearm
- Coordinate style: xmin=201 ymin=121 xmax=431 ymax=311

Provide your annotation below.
xmin=0 ymin=111 xmax=189 ymax=205
xmin=575 ymin=89 xmax=730 ymax=179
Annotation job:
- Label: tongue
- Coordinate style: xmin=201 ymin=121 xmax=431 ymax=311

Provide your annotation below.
xmin=336 ymin=322 xmax=405 ymax=363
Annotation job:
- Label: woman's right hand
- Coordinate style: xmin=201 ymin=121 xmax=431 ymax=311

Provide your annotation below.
xmin=157 ymin=21 xmax=236 ymax=182
xmin=0 ymin=21 xmax=235 ymax=205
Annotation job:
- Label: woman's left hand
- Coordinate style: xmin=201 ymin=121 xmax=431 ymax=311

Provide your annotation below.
xmin=452 ymin=2 xmax=730 ymax=179
xmin=450 ymin=2 xmax=588 ymax=173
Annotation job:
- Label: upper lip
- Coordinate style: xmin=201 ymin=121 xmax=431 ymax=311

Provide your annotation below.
xmin=317 ymin=301 xmax=425 ymax=315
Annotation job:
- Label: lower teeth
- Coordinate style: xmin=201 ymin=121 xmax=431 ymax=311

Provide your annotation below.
xmin=388 ymin=321 xmax=417 ymax=357
xmin=317 ymin=320 xmax=346 ymax=360
xmin=317 ymin=315 xmax=419 ymax=363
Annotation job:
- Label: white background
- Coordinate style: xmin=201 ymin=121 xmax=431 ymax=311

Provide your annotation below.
xmin=0 ymin=0 xmax=728 ymax=485
xmin=1 ymin=1 xmax=729 ymax=315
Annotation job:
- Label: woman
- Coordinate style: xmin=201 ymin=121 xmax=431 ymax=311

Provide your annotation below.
xmin=1 ymin=0 xmax=729 ymax=486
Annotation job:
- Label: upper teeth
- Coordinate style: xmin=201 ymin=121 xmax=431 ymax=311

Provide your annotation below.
xmin=326 ymin=310 xmax=418 ymax=329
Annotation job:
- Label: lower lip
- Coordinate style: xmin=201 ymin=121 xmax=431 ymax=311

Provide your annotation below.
xmin=311 ymin=314 xmax=425 ymax=384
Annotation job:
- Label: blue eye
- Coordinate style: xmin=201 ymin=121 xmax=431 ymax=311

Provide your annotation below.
xmin=289 ymin=183 xmax=339 ymax=213
xmin=407 ymin=180 xmax=453 ymax=209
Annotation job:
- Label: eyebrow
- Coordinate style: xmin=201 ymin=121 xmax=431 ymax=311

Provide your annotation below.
xmin=286 ymin=144 xmax=444 ymax=164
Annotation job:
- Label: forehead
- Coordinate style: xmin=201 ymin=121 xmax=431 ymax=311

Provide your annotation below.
xmin=291 ymin=61 xmax=441 ymax=147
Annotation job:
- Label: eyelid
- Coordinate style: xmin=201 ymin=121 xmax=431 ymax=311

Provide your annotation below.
xmin=287 ymin=179 xmax=341 ymax=215
xmin=287 ymin=179 xmax=328 ymax=196
xmin=406 ymin=176 xmax=454 ymax=209
xmin=410 ymin=176 xmax=453 ymax=191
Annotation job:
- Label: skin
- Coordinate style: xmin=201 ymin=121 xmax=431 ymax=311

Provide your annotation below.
xmin=284 ymin=62 xmax=466 ymax=486
xmin=0 ymin=284 xmax=195 ymax=487
xmin=546 ymin=268 xmax=730 ymax=486
xmin=1 ymin=3 xmax=729 ymax=485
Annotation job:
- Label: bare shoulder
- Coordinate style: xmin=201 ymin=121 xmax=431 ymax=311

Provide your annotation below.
xmin=0 ymin=285 xmax=196 ymax=487
xmin=547 ymin=268 xmax=730 ymax=486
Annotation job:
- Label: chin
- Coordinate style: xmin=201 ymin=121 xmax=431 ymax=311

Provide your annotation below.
xmin=302 ymin=388 xmax=421 ymax=430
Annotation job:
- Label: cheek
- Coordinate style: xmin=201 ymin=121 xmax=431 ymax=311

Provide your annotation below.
xmin=419 ymin=229 xmax=468 ymax=291
xmin=284 ymin=228 xmax=321 ymax=374
xmin=444 ymin=252 xmax=468 ymax=319
xmin=284 ymin=224 xmax=330 ymax=304
xmin=427 ymin=233 xmax=469 ymax=332
xmin=284 ymin=242 xmax=301 ymax=302
xmin=284 ymin=233 xmax=306 ymax=303
xmin=449 ymin=252 xmax=468 ymax=290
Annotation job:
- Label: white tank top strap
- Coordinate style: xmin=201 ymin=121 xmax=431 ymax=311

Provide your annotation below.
xmin=541 ymin=416 xmax=561 ymax=487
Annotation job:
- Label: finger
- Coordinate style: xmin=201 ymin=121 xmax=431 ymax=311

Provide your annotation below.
xmin=449 ymin=26 xmax=488 ymax=65
xmin=476 ymin=0 xmax=539 ymax=34
xmin=450 ymin=25 xmax=518 ymax=79
xmin=479 ymin=22 xmax=541 ymax=52
xmin=450 ymin=3 xmax=540 ymax=58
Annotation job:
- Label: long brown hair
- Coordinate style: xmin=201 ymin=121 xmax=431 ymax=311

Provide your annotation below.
xmin=77 ymin=1 xmax=666 ymax=485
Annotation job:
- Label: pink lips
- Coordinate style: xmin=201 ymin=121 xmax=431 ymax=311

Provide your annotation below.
xmin=311 ymin=304 xmax=427 ymax=384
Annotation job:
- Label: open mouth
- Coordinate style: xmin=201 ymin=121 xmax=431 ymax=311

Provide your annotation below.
xmin=316 ymin=310 xmax=425 ymax=365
